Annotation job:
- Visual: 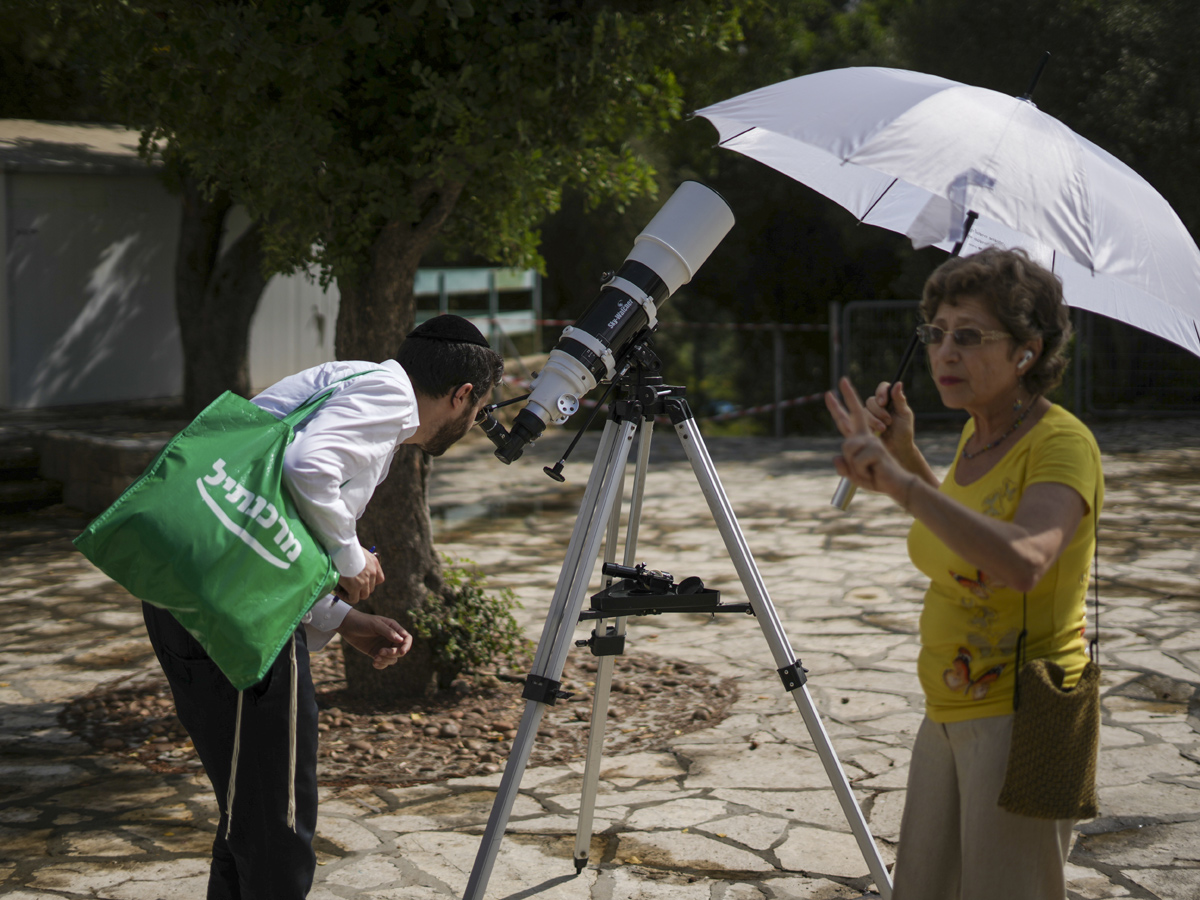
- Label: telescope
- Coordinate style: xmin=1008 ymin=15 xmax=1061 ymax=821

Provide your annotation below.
xmin=480 ymin=181 xmax=735 ymax=465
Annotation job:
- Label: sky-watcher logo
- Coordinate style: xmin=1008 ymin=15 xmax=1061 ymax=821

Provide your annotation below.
xmin=197 ymin=459 xmax=301 ymax=570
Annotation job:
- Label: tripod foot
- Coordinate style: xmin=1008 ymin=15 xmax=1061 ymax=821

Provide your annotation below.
xmin=573 ymin=855 xmax=588 ymax=875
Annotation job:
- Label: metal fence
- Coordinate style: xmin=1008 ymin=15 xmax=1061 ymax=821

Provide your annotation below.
xmin=1079 ymin=311 xmax=1200 ymax=414
xmin=658 ymin=321 xmax=832 ymax=434
xmin=836 ymin=300 xmax=960 ymax=420
xmin=836 ymin=300 xmax=1200 ymax=418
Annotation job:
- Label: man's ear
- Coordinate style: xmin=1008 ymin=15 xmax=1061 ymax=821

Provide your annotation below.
xmin=451 ymin=383 xmax=475 ymax=410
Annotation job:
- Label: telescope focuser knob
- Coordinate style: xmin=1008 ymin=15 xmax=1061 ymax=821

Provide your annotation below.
xmin=543 ymin=460 xmax=566 ymax=482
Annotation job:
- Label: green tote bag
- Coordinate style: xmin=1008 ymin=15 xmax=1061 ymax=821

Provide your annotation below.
xmin=74 ymin=372 xmax=380 ymax=690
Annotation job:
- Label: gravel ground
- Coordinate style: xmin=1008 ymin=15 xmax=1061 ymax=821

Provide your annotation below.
xmin=60 ymin=638 xmax=738 ymax=787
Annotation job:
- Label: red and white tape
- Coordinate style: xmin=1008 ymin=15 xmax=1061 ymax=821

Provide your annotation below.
xmin=701 ymin=391 xmax=827 ymax=422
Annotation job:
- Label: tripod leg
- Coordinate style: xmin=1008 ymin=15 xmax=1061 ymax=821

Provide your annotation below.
xmin=527 ymin=422 xmax=621 ymax=675
xmin=464 ymin=418 xmax=639 ymax=900
xmin=670 ymin=411 xmax=893 ymax=899
xmin=573 ymin=418 xmax=655 ymax=870
xmin=573 ymin=634 xmax=622 ymax=872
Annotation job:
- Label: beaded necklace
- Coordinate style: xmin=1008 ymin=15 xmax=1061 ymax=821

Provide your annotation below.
xmin=961 ymin=396 xmax=1039 ymax=460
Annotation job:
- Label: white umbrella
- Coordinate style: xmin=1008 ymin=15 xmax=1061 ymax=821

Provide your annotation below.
xmin=696 ymin=66 xmax=1200 ymax=357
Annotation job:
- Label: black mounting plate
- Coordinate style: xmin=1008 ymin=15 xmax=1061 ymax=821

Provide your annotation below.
xmin=580 ymin=583 xmax=752 ymax=619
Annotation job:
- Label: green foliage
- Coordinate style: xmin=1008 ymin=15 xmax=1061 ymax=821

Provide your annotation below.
xmin=0 ymin=0 xmax=109 ymax=119
xmin=85 ymin=0 xmax=751 ymax=285
xmin=408 ymin=555 xmax=527 ymax=690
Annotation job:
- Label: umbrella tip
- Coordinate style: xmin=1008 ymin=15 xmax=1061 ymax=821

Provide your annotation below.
xmin=1019 ymin=51 xmax=1052 ymax=102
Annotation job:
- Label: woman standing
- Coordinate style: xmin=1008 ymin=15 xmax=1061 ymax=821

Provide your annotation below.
xmin=826 ymin=248 xmax=1102 ymax=900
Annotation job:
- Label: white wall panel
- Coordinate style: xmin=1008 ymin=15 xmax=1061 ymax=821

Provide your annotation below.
xmin=6 ymin=171 xmax=181 ymax=407
xmin=248 ymin=268 xmax=340 ymax=392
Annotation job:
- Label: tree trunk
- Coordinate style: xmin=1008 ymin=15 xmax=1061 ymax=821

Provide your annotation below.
xmin=335 ymin=181 xmax=464 ymax=700
xmin=175 ymin=177 xmax=269 ymax=415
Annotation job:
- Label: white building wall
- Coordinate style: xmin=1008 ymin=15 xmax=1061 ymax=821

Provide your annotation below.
xmin=1 ymin=158 xmax=531 ymax=408
xmin=5 ymin=170 xmax=182 ymax=407
xmin=248 ymin=269 xmax=340 ymax=392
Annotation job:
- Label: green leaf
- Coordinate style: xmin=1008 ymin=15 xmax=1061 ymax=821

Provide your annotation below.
xmin=349 ymin=14 xmax=378 ymax=45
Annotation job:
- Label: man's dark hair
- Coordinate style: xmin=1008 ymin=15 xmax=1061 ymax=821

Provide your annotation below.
xmin=396 ymin=335 xmax=504 ymax=403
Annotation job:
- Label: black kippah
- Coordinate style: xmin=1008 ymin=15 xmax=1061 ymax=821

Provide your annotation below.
xmin=406 ymin=314 xmax=490 ymax=347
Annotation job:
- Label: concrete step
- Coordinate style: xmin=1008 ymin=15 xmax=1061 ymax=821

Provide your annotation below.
xmin=0 ymin=477 xmax=63 ymax=511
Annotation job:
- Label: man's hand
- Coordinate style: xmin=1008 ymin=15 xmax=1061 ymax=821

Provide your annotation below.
xmin=336 ymin=552 xmax=383 ymax=605
xmin=336 ymin=608 xmax=412 ymax=669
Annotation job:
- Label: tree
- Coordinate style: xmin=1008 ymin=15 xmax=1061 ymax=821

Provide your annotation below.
xmin=1 ymin=0 xmax=272 ymax=415
xmin=91 ymin=0 xmax=750 ymax=698
xmin=171 ymin=171 xmax=269 ymax=413
xmin=0 ymin=0 xmax=107 ymax=120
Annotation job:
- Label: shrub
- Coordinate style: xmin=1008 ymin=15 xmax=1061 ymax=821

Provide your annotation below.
xmin=410 ymin=554 xmax=527 ymax=690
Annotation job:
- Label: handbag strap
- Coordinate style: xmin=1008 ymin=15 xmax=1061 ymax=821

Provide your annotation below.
xmin=1014 ymin=484 xmax=1100 ymax=711
xmin=1088 ymin=485 xmax=1100 ymax=664
xmin=280 ymin=368 xmax=386 ymax=429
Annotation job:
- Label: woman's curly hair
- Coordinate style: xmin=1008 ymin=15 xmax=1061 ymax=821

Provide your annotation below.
xmin=920 ymin=247 xmax=1072 ymax=396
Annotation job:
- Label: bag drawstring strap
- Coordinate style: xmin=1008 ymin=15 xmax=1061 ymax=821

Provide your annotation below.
xmin=1014 ymin=595 xmax=1028 ymax=712
xmin=287 ymin=634 xmax=298 ymax=832
xmin=225 ymin=632 xmax=299 ymax=838
xmin=225 ymin=690 xmax=245 ymax=839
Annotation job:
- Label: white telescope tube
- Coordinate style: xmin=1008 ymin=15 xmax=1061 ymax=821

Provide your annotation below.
xmin=490 ymin=182 xmax=734 ymax=464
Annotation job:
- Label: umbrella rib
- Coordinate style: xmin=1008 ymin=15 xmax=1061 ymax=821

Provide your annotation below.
xmin=858 ymin=177 xmax=898 ymax=225
xmin=717 ymin=127 xmax=756 ymax=146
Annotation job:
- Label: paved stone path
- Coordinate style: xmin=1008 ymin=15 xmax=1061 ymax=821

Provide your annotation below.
xmin=3 ymin=418 xmax=1200 ymax=899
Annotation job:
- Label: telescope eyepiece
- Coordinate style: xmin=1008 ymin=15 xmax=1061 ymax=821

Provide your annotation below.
xmin=489 ymin=408 xmax=546 ymax=465
xmin=477 ymin=411 xmax=510 ymax=451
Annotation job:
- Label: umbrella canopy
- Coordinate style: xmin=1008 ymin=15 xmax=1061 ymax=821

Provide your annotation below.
xmin=696 ymin=66 xmax=1200 ymax=357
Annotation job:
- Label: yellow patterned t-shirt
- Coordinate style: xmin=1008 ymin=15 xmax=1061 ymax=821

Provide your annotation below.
xmin=907 ymin=405 xmax=1103 ymax=723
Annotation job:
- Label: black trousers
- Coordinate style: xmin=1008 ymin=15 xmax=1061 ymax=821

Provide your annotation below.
xmin=143 ymin=602 xmax=319 ymax=900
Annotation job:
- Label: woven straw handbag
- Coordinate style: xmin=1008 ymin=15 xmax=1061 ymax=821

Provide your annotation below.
xmin=998 ymin=493 xmax=1101 ymax=820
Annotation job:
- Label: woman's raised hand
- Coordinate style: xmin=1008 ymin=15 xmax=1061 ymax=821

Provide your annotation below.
xmin=865 ymin=380 xmax=916 ymax=458
xmin=824 ymin=377 xmax=912 ymax=500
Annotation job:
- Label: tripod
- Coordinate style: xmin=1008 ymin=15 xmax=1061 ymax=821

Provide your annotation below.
xmin=464 ymin=345 xmax=892 ymax=900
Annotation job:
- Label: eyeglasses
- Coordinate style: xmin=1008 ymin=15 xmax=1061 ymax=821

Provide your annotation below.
xmin=917 ymin=324 xmax=1011 ymax=347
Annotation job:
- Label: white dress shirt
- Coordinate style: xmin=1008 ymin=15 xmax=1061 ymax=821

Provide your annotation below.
xmin=251 ymin=359 xmax=420 ymax=648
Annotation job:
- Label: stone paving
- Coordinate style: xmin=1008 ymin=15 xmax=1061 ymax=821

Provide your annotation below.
xmin=3 ymin=418 xmax=1200 ymax=899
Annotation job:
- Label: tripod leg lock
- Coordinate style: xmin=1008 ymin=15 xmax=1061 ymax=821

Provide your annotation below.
xmin=522 ymin=673 xmax=574 ymax=705
xmin=777 ymin=661 xmax=808 ymax=692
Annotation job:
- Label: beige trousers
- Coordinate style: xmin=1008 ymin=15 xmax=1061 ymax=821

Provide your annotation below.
xmin=891 ymin=714 xmax=1075 ymax=900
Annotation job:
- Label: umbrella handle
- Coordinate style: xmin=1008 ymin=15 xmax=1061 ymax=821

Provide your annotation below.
xmin=830 ymin=329 xmax=923 ymax=511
